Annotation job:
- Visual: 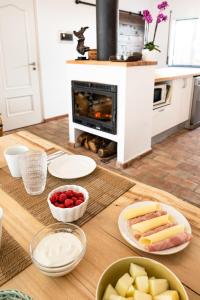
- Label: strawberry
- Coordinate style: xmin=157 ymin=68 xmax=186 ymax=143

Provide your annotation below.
xmin=54 ymin=202 xmax=60 ymax=207
xmin=59 ymin=193 xmax=67 ymax=202
xmin=75 ymin=199 xmax=84 ymax=206
xmin=58 ymin=204 xmax=65 ymax=208
xmin=64 ymin=199 xmax=73 ymax=208
xmin=72 ymin=196 xmax=77 ymax=201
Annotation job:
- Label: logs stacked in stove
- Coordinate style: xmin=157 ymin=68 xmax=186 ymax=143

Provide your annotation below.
xmin=77 ymin=133 xmax=117 ymax=159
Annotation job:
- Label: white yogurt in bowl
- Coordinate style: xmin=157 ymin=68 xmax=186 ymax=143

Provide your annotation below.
xmin=33 ymin=232 xmax=83 ymax=268
xmin=30 ymin=223 xmax=86 ymax=277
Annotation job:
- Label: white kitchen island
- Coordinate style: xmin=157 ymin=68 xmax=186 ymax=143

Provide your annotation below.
xmin=66 ymin=62 xmax=200 ymax=167
xmin=66 ymin=60 xmax=157 ymax=167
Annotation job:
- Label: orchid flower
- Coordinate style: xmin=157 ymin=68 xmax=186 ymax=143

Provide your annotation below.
xmin=143 ymin=1 xmax=169 ymax=52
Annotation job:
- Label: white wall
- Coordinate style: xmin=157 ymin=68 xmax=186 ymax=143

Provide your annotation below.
xmin=151 ymin=0 xmax=200 ymax=67
xmin=36 ymin=0 xmax=152 ymax=119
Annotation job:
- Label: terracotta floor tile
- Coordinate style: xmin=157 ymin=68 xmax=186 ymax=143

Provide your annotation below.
xmin=173 ymin=187 xmax=200 ymax=207
xmin=164 ymin=174 xmax=198 ymax=191
xmin=194 ymin=186 xmax=200 ymax=195
xmin=178 ymin=163 xmax=200 ymax=177
xmin=153 ymin=155 xmax=180 ymax=168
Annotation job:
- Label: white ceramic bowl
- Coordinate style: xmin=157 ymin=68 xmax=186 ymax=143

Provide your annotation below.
xmin=96 ymin=257 xmax=189 ymax=300
xmin=30 ymin=223 xmax=86 ymax=277
xmin=47 ymin=185 xmax=89 ymax=222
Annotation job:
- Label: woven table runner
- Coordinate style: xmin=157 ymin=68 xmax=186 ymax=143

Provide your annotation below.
xmin=0 ymin=229 xmax=31 ymax=286
xmin=0 ymin=166 xmax=134 ymax=227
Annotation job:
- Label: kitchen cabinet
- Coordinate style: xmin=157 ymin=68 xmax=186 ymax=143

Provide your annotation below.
xmin=152 ymin=77 xmax=194 ymax=137
xmin=173 ymin=78 xmax=193 ymax=124
xmin=152 ymin=104 xmax=176 ymax=136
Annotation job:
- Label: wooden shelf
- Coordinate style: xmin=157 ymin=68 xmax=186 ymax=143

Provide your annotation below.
xmin=66 ymin=60 xmax=157 ymax=67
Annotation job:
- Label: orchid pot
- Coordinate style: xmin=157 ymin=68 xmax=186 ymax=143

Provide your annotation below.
xmin=142 ymin=49 xmax=157 ymax=61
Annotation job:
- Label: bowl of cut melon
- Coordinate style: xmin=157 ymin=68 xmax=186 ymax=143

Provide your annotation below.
xmin=96 ymin=257 xmax=188 ymax=300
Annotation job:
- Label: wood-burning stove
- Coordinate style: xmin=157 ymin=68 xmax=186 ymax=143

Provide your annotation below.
xmin=72 ymin=81 xmax=117 ymax=134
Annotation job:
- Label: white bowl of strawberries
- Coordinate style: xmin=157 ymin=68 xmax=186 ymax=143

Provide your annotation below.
xmin=47 ymin=185 xmax=89 ymax=222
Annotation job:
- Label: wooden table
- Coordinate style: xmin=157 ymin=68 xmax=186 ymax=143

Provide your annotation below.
xmin=0 ymin=131 xmax=199 ymax=300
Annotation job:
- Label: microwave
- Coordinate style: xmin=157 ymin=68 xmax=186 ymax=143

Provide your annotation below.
xmin=154 ymin=84 xmax=167 ymax=107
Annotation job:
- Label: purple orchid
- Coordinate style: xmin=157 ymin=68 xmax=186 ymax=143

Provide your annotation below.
xmin=143 ymin=1 xmax=169 ymax=52
xmin=157 ymin=13 xmax=168 ymax=23
xmin=143 ymin=10 xmax=153 ymax=24
xmin=157 ymin=1 xmax=169 ymax=10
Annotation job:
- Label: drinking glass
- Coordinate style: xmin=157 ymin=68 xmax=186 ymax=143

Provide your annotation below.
xmin=20 ymin=151 xmax=47 ymax=195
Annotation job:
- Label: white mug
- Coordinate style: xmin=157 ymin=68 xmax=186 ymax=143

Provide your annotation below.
xmin=4 ymin=145 xmax=29 ymax=177
xmin=0 ymin=208 xmax=3 ymax=249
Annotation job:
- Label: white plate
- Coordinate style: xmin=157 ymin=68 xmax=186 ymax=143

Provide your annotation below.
xmin=118 ymin=201 xmax=192 ymax=255
xmin=48 ymin=154 xmax=96 ymax=179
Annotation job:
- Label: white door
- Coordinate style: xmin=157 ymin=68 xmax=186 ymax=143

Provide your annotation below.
xmin=0 ymin=0 xmax=42 ymax=131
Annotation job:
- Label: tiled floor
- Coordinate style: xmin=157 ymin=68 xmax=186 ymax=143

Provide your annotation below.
xmin=7 ymin=117 xmax=200 ymax=207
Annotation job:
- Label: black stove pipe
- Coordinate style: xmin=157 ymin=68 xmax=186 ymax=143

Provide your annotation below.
xmin=96 ymin=0 xmax=119 ymax=61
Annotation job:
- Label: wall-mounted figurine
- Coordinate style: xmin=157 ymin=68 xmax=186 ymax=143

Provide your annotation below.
xmin=73 ymin=27 xmax=90 ymax=60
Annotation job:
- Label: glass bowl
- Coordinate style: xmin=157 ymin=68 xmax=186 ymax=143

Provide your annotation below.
xmin=30 ymin=223 xmax=86 ymax=277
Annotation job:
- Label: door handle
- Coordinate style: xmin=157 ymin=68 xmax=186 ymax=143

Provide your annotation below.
xmin=29 ymin=62 xmax=36 ymax=66
xmin=29 ymin=62 xmax=37 ymax=70
xmin=15 ymin=62 xmax=37 ymax=69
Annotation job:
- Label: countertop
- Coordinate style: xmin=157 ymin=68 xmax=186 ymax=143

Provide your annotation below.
xmin=67 ymin=60 xmax=157 ymax=67
xmin=155 ymin=67 xmax=200 ymax=82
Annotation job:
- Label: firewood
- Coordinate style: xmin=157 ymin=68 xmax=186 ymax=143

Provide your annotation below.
xmin=75 ymin=92 xmax=89 ymax=116
xmin=90 ymin=96 xmax=112 ymax=114
xmin=77 ymin=132 xmax=88 ymax=145
xmin=98 ymin=141 xmax=117 ymax=158
xmin=84 ymin=134 xmax=94 ymax=150
xmin=88 ymin=137 xmax=102 ymax=153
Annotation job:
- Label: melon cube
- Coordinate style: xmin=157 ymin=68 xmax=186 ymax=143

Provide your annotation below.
xmin=129 ymin=263 xmax=147 ymax=280
xmin=135 ymin=276 xmax=149 ymax=293
xmin=109 ymin=296 xmax=127 ymax=300
xmin=149 ymin=279 xmax=169 ymax=296
xmin=134 ymin=290 xmax=152 ymax=300
xmin=102 ymin=284 xmax=118 ymax=300
xmin=126 ymin=285 xmax=135 ymax=297
xmin=154 ymin=290 xmax=180 ymax=300
xmin=115 ymin=273 xmax=134 ymax=297
xmin=109 ymin=297 xmax=133 ymax=300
